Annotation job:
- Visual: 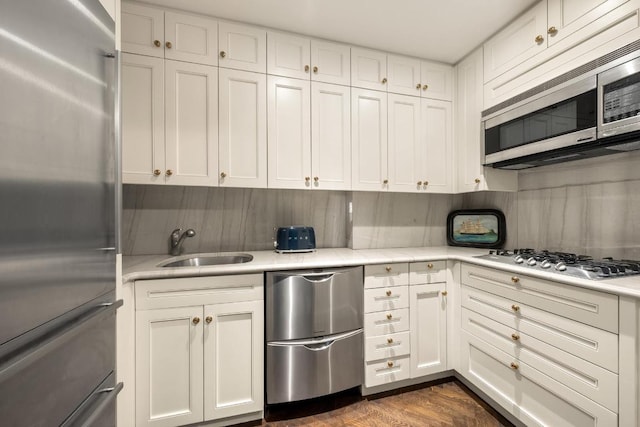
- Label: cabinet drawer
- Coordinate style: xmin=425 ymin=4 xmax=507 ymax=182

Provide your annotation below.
xmin=365 ymin=354 xmax=411 ymax=388
xmin=461 ymin=330 xmax=617 ymax=427
xmin=364 ymin=264 xmax=409 ymax=289
xmin=462 ymin=308 xmax=618 ymax=412
xmin=364 ymin=286 xmax=409 ymax=313
xmin=461 ymin=263 xmax=619 ymax=333
xmin=461 ymin=285 xmax=618 ymax=372
xmin=364 ymin=308 xmax=409 ymax=337
xmin=365 ymin=331 xmax=411 ymax=362
xmin=409 ymin=261 xmax=446 ymax=284
xmin=135 ymin=274 xmax=263 ymax=310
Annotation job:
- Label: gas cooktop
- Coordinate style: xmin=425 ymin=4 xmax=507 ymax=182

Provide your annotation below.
xmin=475 ymin=249 xmax=640 ymax=281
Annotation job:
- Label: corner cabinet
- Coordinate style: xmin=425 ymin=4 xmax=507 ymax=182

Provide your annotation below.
xmin=455 ymin=48 xmax=517 ymax=192
xmin=134 ymin=275 xmax=264 ymax=427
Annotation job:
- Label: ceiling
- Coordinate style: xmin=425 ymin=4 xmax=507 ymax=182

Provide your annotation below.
xmin=141 ymin=0 xmax=538 ymax=64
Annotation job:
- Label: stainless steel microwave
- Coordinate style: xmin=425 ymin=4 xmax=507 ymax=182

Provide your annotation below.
xmin=482 ymin=43 xmax=640 ymax=169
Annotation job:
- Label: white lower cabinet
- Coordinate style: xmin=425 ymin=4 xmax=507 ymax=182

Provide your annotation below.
xmin=134 ymin=275 xmax=263 ymax=427
xmin=409 ymin=283 xmax=446 ymax=377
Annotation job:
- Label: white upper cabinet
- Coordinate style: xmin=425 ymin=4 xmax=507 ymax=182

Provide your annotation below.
xmin=310 ymin=40 xmax=351 ymax=85
xmin=388 ymin=94 xmax=422 ymax=192
xmin=218 ymin=22 xmax=267 ymax=73
xmin=311 ymin=83 xmax=351 ymax=190
xmin=267 ymin=76 xmax=311 ymax=190
xmin=420 ymin=61 xmax=454 ymax=101
xmin=351 ymin=48 xmax=388 ymax=91
xmin=421 ymin=99 xmax=453 ymax=193
xmin=122 ymin=2 xmax=218 ymax=66
xmin=352 ymin=88 xmax=388 ymax=191
xmin=218 ymin=68 xmax=267 ymax=188
xmin=483 ymin=1 xmax=547 ymax=83
xmin=267 ymin=31 xmax=312 ymax=79
xmin=387 ymin=55 xmax=422 ymax=96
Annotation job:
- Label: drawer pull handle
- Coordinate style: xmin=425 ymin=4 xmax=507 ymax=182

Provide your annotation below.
xmin=511 ymin=304 xmax=520 ymax=312
xmin=205 ymin=316 xmax=213 ymax=324
xmin=192 ymin=317 xmax=200 ymax=325
xmin=386 ymin=290 xmax=392 ymax=297
xmin=386 ymin=313 xmax=393 ymax=320
xmin=427 ymin=263 xmax=434 ymax=269
xmin=387 ymin=361 xmax=394 ymax=368
xmin=510 ymin=362 xmax=519 ymax=370
xmin=387 ymin=338 xmax=393 ymax=344
xmin=511 ymin=333 xmax=520 ymax=341
xmin=385 ymin=266 xmax=392 ymax=272
xmin=441 ymin=290 xmax=448 ymax=296
xmin=511 ymin=276 xmax=520 ymax=283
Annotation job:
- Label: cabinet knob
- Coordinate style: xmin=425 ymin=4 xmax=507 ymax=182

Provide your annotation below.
xmin=417 ymin=181 xmax=423 ymax=186
xmin=548 ymin=26 xmax=558 ymax=36
xmin=441 ymin=290 xmax=448 ymax=296
xmin=386 ymin=290 xmax=392 ymax=297
xmin=387 ymin=361 xmax=394 ymax=368
xmin=165 ymin=169 xmax=173 ymax=176
xmin=427 ymin=263 xmax=434 ymax=269
xmin=510 ymin=362 xmax=519 ymax=370
xmin=220 ymin=51 xmax=226 ymax=58
xmin=422 ymin=84 xmax=429 ymax=91
xmin=511 ymin=333 xmax=520 ymax=341
xmin=383 ymin=179 xmax=389 ymax=185
xmin=192 ymin=317 xmax=200 ymax=325
xmin=313 ymin=176 xmax=319 ymax=182
xmin=304 ymin=65 xmax=310 ymax=72
xmin=474 ymin=178 xmax=481 ymax=184
xmin=153 ymin=40 xmax=161 ymax=47
xmin=423 ymin=181 xmax=429 ymax=186
xmin=382 ymin=77 xmax=387 ymax=84
xmin=153 ymin=169 xmax=161 ymax=176
xmin=305 ymin=176 xmax=310 ymax=182
xmin=511 ymin=276 xmax=520 ymax=283
xmin=385 ymin=266 xmax=392 ymax=272
xmin=416 ymin=83 xmax=422 ymax=90
xmin=386 ymin=313 xmax=393 ymax=320
xmin=165 ymin=41 xmax=172 ymax=49
xmin=205 ymin=316 xmax=213 ymax=324
xmin=387 ymin=337 xmax=393 ymax=344
xmin=511 ymin=304 xmax=520 ymax=312
xmin=313 ymin=66 xmax=318 ymax=73
xmin=220 ymin=172 xmax=227 ymax=178
xmin=535 ymin=35 xmax=544 ymax=44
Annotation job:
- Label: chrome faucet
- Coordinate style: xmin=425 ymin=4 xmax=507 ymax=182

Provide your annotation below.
xmin=170 ymin=228 xmax=196 ymax=256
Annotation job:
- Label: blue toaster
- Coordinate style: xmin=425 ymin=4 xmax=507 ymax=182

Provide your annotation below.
xmin=275 ymin=226 xmax=316 ymax=253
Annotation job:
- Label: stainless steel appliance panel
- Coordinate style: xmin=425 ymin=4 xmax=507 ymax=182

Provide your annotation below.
xmin=266 ymin=329 xmax=364 ymax=404
xmin=0 ymin=293 xmax=120 ymax=427
xmin=0 ymin=0 xmax=116 ymax=346
xmin=266 ymin=266 xmax=364 ymax=341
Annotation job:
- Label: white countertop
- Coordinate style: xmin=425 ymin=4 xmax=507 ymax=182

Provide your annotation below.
xmin=123 ymin=247 xmax=640 ymax=299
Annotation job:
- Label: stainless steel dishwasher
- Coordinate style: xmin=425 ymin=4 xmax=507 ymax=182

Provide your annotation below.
xmin=266 ymin=266 xmax=364 ymax=404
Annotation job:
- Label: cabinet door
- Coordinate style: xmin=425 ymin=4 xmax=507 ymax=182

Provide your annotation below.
xmin=351 ymin=88 xmax=388 ymax=191
xmin=420 ymin=61 xmax=453 ymax=101
xmin=204 ymin=301 xmax=264 ymax=421
xmin=267 ymin=76 xmax=311 ymax=189
xmin=218 ymin=22 xmax=267 ymax=73
xmin=121 ymin=2 xmax=164 ymax=57
xmin=310 ymin=40 xmax=350 ymax=85
xmin=218 ymin=69 xmax=267 ymax=188
xmin=421 ymin=99 xmax=452 ymax=193
xmin=483 ymin=1 xmax=547 ymax=83
xmin=387 ymin=54 xmax=421 ymax=96
xmin=165 ymin=60 xmax=218 ymax=186
xmin=165 ymin=12 xmax=218 ymax=66
xmin=351 ymin=48 xmax=388 ymax=91
xmin=387 ymin=94 xmax=421 ymax=192
xmin=121 ymin=53 xmax=165 ymax=184
xmin=311 ymin=82 xmax=351 ymax=190
xmin=267 ymin=31 xmax=311 ymax=79
xmin=410 ymin=283 xmax=447 ymax=378
xmin=136 ymin=306 xmax=204 ymax=427
xmin=547 ymin=0 xmax=629 ymax=46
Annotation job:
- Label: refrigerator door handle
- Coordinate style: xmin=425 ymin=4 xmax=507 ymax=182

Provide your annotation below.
xmin=60 ymin=376 xmax=123 ymax=427
xmin=0 ymin=300 xmax=123 ymax=382
xmin=268 ymin=329 xmax=363 ymax=347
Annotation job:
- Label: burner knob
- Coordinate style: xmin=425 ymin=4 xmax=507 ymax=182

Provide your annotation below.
xmin=555 ymin=262 xmax=567 ymax=271
xmin=527 ymin=257 xmax=537 ymax=266
xmin=513 ymin=255 xmax=524 ymax=264
xmin=540 ymin=260 xmax=552 ymax=269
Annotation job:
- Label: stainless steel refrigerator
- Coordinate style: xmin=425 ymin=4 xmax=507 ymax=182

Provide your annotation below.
xmin=0 ymin=0 xmax=122 ymax=425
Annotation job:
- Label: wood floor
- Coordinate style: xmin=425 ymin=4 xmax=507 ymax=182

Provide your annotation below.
xmin=260 ymin=380 xmax=514 ymax=427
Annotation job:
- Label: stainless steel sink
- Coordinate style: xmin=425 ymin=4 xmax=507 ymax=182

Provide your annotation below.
xmin=159 ymin=254 xmax=253 ymax=268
